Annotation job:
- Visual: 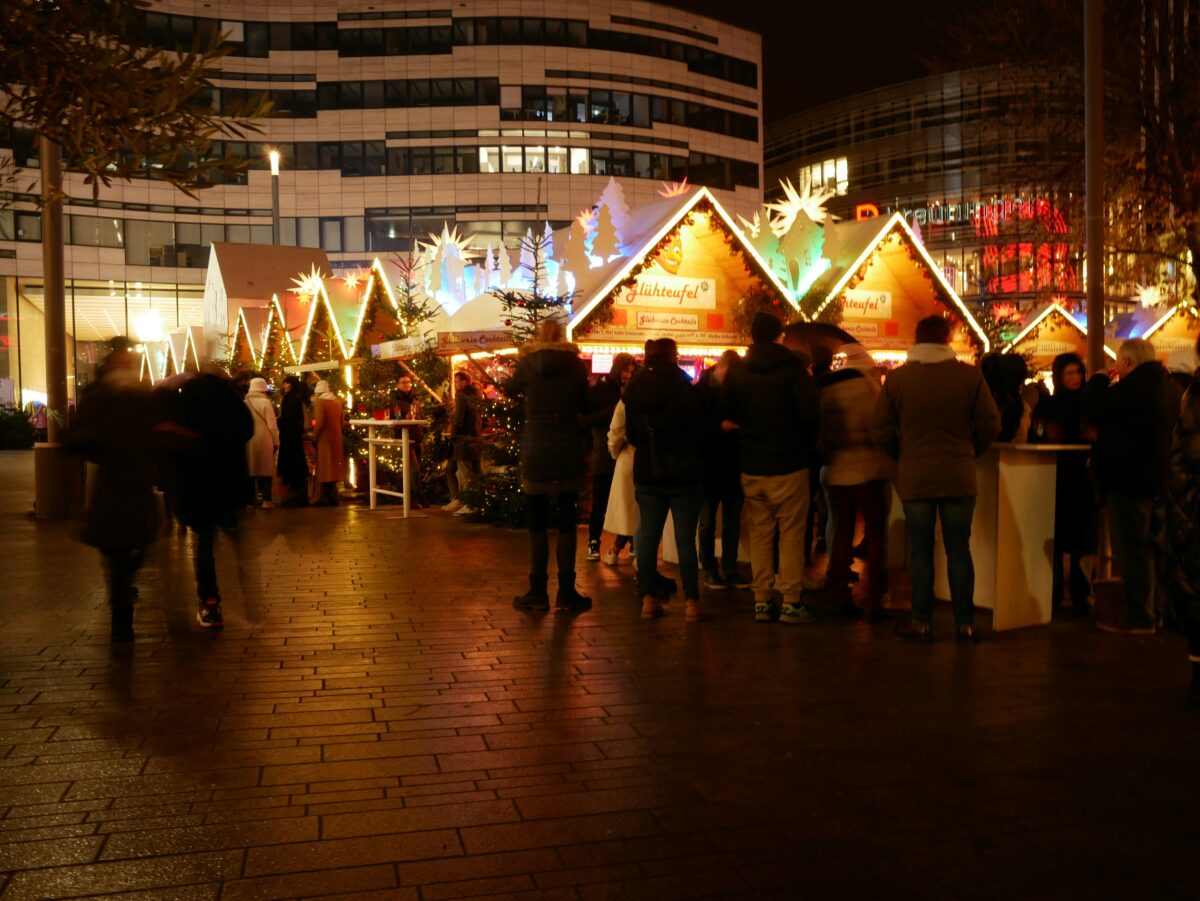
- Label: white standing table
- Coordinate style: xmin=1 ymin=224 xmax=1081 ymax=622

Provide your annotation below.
xmin=348 ymin=419 xmax=429 ymax=517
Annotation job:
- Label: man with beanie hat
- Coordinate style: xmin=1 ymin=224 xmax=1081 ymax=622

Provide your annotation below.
xmin=722 ymin=311 xmax=820 ymax=624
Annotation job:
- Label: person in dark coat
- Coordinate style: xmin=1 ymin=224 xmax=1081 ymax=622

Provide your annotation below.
xmin=167 ymin=365 xmax=254 ymax=629
xmin=722 ymin=312 xmax=820 ymax=625
xmin=982 ymin=352 xmax=1030 ymax=442
xmin=1084 ymin=338 xmax=1181 ymax=634
xmin=506 ymin=318 xmax=592 ymax=612
xmin=68 ymin=338 xmax=160 ymax=642
xmin=696 ymin=349 xmax=745 ymax=589
xmin=624 ymin=338 xmax=705 ymax=621
xmin=584 ymin=352 xmax=637 ymax=561
xmin=442 ymin=371 xmax=482 ymax=513
xmin=276 ymin=375 xmax=310 ymax=506
xmin=390 ymin=373 xmax=427 ymax=506
xmin=1028 ymin=352 xmax=1097 ymax=614
xmin=1160 ymin=335 xmax=1200 ymax=704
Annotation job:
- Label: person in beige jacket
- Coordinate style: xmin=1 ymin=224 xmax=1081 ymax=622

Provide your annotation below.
xmin=819 ymin=344 xmax=892 ymax=620
xmin=872 ymin=316 xmax=1001 ymax=643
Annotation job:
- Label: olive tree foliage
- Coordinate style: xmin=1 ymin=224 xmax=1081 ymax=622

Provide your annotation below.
xmin=0 ymin=0 xmax=271 ymax=200
xmin=938 ymin=0 xmax=1200 ymax=306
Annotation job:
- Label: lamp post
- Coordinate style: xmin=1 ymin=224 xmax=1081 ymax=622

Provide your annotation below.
xmin=268 ymin=148 xmax=281 ymax=246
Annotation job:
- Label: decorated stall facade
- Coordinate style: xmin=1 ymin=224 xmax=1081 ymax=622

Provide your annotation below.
xmin=799 ymin=211 xmax=990 ymax=362
xmin=566 ymin=187 xmax=797 ymax=357
xmin=1002 ymin=302 xmax=1116 ymax=372
xmin=1135 ymin=303 xmax=1200 ymax=362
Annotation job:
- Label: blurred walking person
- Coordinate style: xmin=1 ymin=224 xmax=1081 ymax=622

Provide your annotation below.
xmin=442 ymin=370 xmax=482 ymax=514
xmin=169 ymin=363 xmax=254 ymax=629
xmin=696 ymin=350 xmax=746 ymax=589
xmin=820 ymin=344 xmax=891 ymax=621
xmin=244 ymin=377 xmax=278 ymax=509
xmin=585 ymin=353 xmax=636 ymax=561
xmin=1160 ymin=335 xmax=1200 ymax=703
xmin=311 ymin=380 xmax=345 ymax=507
xmin=625 ymin=338 xmax=705 ymax=621
xmin=722 ymin=313 xmax=820 ymax=625
xmin=68 ymin=338 xmax=160 ymax=642
xmin=507 ymin=319 xmax=593 ymax=612
xmin=872 ymin=316 xmax=1001 ymax=643
xmin=276 ymin=375 xmax=310 ymax=506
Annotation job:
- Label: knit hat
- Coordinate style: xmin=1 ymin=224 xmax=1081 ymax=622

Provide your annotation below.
xmin=750 ymin=311 xmax=783 ymax=344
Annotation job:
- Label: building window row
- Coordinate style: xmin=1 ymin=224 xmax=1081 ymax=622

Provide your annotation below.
xmin=608 ymin=15 xmax=720 ymax=45
xmin=138 ymin=13 xmax=757 ymax=89
xmin=543 ymin=69 xmax=756 ymax=110
xmin=508 ymin=86 xmax=757 ymax=140
xmin=211 ymin=79 xmax=758 ymax=145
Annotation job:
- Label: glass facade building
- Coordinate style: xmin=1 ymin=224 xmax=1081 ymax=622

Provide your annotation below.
xmin=0 ymin=0 xmax=763 ymax=406
xmin=764 ymin=66 xmax=1135 ymax=320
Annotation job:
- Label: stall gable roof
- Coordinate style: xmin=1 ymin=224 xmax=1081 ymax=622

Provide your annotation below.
xmin=807 ymin=212 xmax=990 ymax=352
xmin=167 ymin=330 xmax=188 ymax=375
xmin=298 ymin=279 xmax=355 ymax=362
xmin=567 ymin=187 xmax=797 ymax=340
xmin=210 ymin=243 xmax=332 ymax=303
xmin=262 ymin=294 xmax=298 ymax=363
xmin=348 ymin=258 xmax=405 ymax=357
xmin=1003 ymin=302 xmax=1117 ymax=360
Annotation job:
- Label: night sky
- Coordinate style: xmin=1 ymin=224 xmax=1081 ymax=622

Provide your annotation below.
xmin=661 ymin=0 xmax=968 ymax=123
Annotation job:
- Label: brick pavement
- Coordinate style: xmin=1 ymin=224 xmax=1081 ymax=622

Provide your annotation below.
xmin=0 ymin=450 xmax=1197 ymax=899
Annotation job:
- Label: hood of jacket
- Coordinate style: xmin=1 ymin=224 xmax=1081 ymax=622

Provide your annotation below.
xmin=906 ymin=343 xmax=959 ymax=365
xmin=247 ymin=377 xmax=270 ymax=396
xmin=744 ymin=340 xmax=799 ymax=375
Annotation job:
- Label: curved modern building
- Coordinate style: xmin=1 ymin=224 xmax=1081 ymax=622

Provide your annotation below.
xmin=0 ymin=0 xmax=763 ymax=404
xmin=765 ymin=65 xmax=1143 ymax=319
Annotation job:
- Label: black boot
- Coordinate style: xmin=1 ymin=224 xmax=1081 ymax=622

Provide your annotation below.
xmin=555 ymin=575 xmax=592 ymax=612
xmin=513 ymin=574 xmax=550 ymax=610
xmin=111 ymin=602 xmax=134 ymax=643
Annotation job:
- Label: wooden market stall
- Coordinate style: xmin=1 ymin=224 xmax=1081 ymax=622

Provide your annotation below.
xmin=567 ymin=187 xmax=797 ymax=364
xmin=1135 ymin=303 xmax=1200 ymax=363
xmin=1002 ymin=302 xmax=1116 ymax=373
xmin=800 ymin=212 xmax=990 ymax=363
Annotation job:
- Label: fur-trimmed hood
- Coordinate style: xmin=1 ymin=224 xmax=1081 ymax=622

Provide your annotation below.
xmin=518 ymin=340 xmax=580 ymax=357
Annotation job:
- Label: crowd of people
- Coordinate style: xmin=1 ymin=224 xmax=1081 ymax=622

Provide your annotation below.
xmin=502 ymin=312 xmax=1200 ymax=703
xmin=64 ymin=313 xmax=1200 ymax=704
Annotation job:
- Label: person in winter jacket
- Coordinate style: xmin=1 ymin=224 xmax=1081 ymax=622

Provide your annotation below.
xmin=1159 ymin=335 xmax=1200 ymax=704
xmin=625 ymin=338 xmax=705 ymax=621
xmin=276 ymin=376 xmax=310 ymax=506
xmin=391 ymin=373 xmax=427 ymax=506
xmin=872 ymin=315 xmax=1001 ymax=643
xmin=819 ymin=344 xmax=891 ymax=620
xmin=584 ymin=352 xmax=637 ymax=561
xmin=696 ymin=350 xmax=745 ymax=589
xmin=1085 ymin=338 xmax=1182 ymax=634
xmin=311 ymin=380 xmax=345 ymax=506
xmin=506 ymin=319 xmax=592 ymax=612
xmin=167 ymin=364 xmax=254 ymax=629
xmin=442 ymin=371 xmax=482 ymax=513
xmin=68 ymin=338 xmax=160 ymax=642
xmin=244 ymin=377 xmax=279 ymax=508
xmin=722 ymin=312 xmax=820 ymax=625
xmin=1028 ymin=353 xmax=1097 ymax=614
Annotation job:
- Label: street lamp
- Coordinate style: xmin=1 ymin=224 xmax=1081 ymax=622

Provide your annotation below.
xmin=268 ymin=148 xmax=281 ymax=246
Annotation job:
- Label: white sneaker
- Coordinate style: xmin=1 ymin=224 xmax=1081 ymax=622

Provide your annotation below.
xmin=453 ymin=505 xmax=475 ymax=516
xmin=442 ymin=500 xmax=463 ymax=513
xmin=602 ymin=547 xmax=620 ymax=566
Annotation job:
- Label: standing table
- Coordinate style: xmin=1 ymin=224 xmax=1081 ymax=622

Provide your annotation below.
xmin=348 ymin=419 xmax=429 ymax=518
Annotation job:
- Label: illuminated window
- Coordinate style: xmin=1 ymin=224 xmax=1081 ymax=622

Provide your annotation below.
xmin=835 ymin=157 xmax=848 ymax=194
xmin=569 ymin=147 xmax=589 ymax=174
xmin=547 ymin=146 xmax=568 ymax=173
xmin=479 ymin=146 xmax=499 ymax=173
xmin=524 ymin=146 xmax=546 ymax=173
xmin=501 ymin=145 xmax=523 ymax=172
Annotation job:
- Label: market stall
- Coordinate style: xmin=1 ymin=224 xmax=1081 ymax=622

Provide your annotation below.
xmin=1002 ymin=301 xmax=1115 ymax=374
xmin=799 ymin=212 xmax=990 ymax=363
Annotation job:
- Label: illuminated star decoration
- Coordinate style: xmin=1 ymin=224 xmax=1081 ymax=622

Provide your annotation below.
xmin=342 ymin=270 xmax=365 ymax=291
xmin=765 ymin=178 xmax=837 ymax=237
xmin=1135 ymin=283 xmax=1162 ymax=309
xmin=657 ymin=177 xmax=691 ymax=198
xmin=419 ymin=223 xmax=480 ymax=264
xmin=289 ymin=264 xmax=327 ymax=304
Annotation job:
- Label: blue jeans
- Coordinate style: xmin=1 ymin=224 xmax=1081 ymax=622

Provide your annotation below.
xmin=903 ymin=497 xmax=977 ymax=626
xmin=635 ymin=487 xmax=703 ymax=601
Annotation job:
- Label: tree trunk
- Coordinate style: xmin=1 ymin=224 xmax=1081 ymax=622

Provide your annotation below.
xmin=39 ymin=136 xmax=67 ymax=441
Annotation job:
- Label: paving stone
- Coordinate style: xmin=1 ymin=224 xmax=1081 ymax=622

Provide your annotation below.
xmin=0 ymin=450 xmax=1197 ymax=898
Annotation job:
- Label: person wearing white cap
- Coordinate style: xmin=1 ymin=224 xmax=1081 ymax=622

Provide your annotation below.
xmin=244 ymin=377 xmax=279 ymax=509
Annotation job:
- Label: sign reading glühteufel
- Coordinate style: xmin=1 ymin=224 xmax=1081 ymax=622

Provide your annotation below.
xmin=616 ymin=275 xmax=717 ymax=310
xmin=843 ymin=289 xmax=893 ymax=320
